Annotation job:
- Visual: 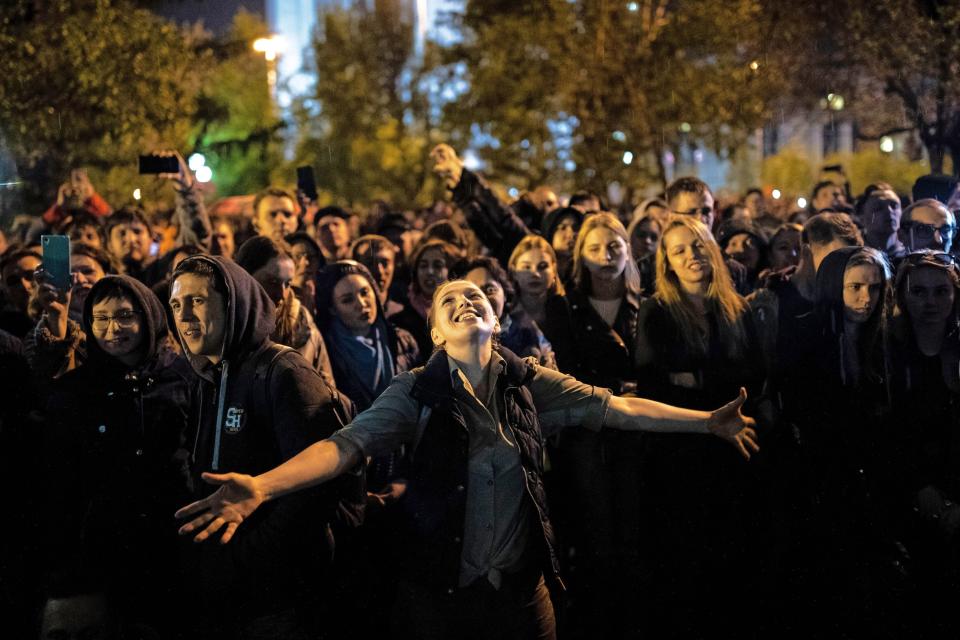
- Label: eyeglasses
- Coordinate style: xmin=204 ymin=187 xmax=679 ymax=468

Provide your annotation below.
xmin=91 ymin=310 xmax=141 ymax=329
xmin=672 ymin=207 xmax=713 ymax=218
xmin=902 ymin=221 xmax=956 ymax=239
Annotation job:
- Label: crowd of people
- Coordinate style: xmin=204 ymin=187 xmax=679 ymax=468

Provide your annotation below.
xmin=2 ymin=143 xmax=960 ymax=640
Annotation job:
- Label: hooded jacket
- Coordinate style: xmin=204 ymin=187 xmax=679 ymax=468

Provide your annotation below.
xmin=171 ymin=256 xmax=345 ymax=617
xmin=44 ymin=275 xmax=194 ymax=626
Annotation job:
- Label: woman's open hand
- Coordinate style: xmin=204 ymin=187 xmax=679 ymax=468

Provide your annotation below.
xmin=707 ymin=388 xmax=759 ymax=460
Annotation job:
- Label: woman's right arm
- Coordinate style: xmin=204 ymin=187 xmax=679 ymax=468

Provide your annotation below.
xmin=175 ymin=438 xmax=362 ymax=543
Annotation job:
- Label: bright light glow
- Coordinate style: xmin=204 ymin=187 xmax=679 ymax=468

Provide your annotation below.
xmin=508 ymin=187 xmax=519 ymax=199
xmin=188 ymin=153 xmax=206 ymax=171
xmin=253 ymin=35 xmax=287 ymax=61
xmin=564 ymin=160 xmax=577 ymax=172
xmin=880 ymin=136 xmax=894 ymax=153
xmin=627 ymin=2 xmax=639 ymax=11
xmin=772 ymin=189 xmax=782 ymax=200
xmin=749 ymin=60 xmax=759 ymax=71
xmin=612 ymin=130 xmax=627 ymax=142
xmin=195 ymin=166 xmax=213 ymax=183
xmin=132 ymin=188 xmax=141 ymax=201
xmin=827 ymin=93 xmax=844 ymax=111
xmin=679 ymin=122 xmax=692 ymax=133
xmin=797 ymin=197 xmax=807 ymax=209
xmin=622 ymin=151 xmax=634 ymax=165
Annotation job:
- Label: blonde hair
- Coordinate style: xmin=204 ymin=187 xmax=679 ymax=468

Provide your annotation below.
xmin=571 ymin=212 xmax=641 ymax=296
xmin=655 ymin=216 xmax=748 ymax=356
xmin=508 ymin=234 xmax=565 ymax=296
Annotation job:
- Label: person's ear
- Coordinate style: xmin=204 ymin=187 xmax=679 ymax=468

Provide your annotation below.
xmin=431 ymin=327 xmax=444 ymax=348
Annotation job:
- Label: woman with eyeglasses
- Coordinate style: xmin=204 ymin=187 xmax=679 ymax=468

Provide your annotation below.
xmin=885 ymin=251 xmax=960 ymax=635
xmin=235 ymin=236 xmax=335 ymax=388
xmin=632 ymin=215 xmax=763 ymax=636
xmin=43 ymin=274 xmax=194 ymax=636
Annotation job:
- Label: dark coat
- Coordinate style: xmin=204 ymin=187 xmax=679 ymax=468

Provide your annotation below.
xmin=44 ymin=275 xmax=194 ymax=627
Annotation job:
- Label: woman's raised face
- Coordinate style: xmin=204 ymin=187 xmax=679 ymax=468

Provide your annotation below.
xmin=416 ymin=247 xmax=448 ymax=296
xmin=430 ymin=280 xmax=497 ymax=348
xmin=664 ymin=226 xmax=712 ymax=287
xmin=511 ymin=247 xmax=557 ymax=296
xmin=91 ymin=295 xmax=144 ymax=362
xmin=464 ymin=267 xmax=506 ymax=320
xmin=581 ymin=226 xmax=629 ymax=284
xmin=903 ymin=266 xmax=955 ymax=328
xmin=842 ymin=263 xmax=883 ymax=324
xmin=333 ymin=273 xmax=377 ymax=334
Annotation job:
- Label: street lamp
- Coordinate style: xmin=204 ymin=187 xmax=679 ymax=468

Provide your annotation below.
xmin=253 ymin=34 xmax=287 ymax=99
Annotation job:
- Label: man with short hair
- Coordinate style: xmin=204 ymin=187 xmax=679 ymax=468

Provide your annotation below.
xmin=168 ymin=255 xmax=347 ymax=638
xmin=316 ymin=206 xmax=353 ymax=262
xmin=105 ymin=207 xmax=154 ymax=283
xmin=0 ymin=248 xmax=42 ymax=337
xmin=253 ymin=187 xmax=300 ymax=243
xmin=900 ymin=198 xmax=956 ymax=253
xmin=810 ymin=180 xmax=846 ymax=213
xmin=665 ymin=176 xmax=715 ymax=230
xmin=351 ymin=234 xmax=404 ymax=317
xmin=859 ymin=184 xmax=907 ymax=260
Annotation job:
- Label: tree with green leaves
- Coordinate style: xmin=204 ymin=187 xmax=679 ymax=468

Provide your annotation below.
xmin=439 ymin=0 xmax=782 ymax=193
xmin=294 ymin=0 xmax=438 ymax=206
xmin=0 ymin=0 xmax=207 ymax=212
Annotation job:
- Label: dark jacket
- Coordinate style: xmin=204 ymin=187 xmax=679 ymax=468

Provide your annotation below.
xmin=451 ymin=168 xmax=535 ymax=267
xmin=173 ymin=256 xmax=345 ymax=618
xmin=400 ymin=348 xmax=561 ymax=593
xmin=44 ymin=275 xmax=194 ymax=626
xmin=500 ymin=306 xmax=557 ymax=369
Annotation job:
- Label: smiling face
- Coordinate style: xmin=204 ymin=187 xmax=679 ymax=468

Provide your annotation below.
xmin=842 ymin=263 xmax=883 ymax=324
xmin=430 ymin=280 xmax=499 ymax=349
xmin=464 ymin=266 xmax=506 ymax=320
xmin=581 ymin=226 xmax=629 ymax=286
xmin=169 ymin=273 xmax=227 ymax=363
xmin=416 ymin=247 xmax=449 ymax=296
xmin=511 ymin=247 xmax=557 ymax=296
xmin=664 ymin=225 xmax=713 ymax=290
xmin=903 ymin=266 xmax=955 ymax=328
xmin=333 ymin=273 xmax=378 ymax=335
xmin=91 ymin=295 xmax=144 ymax=365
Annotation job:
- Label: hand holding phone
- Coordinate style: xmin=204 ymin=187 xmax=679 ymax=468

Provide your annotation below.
xmin=41 ymin=235 xmax=71 ymax=292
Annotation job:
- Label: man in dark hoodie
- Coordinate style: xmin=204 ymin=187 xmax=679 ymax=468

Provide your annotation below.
xmin=167 ymin=255 xmax=346 ymax=639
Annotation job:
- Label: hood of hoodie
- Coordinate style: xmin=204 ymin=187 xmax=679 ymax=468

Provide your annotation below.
xmin=815 ymin=246 xmax=863 ymax=336
xmin=82 ymin=274 xmax=169 ymax=370
xmin=171 ymin=255 xmax=276 ymax=376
